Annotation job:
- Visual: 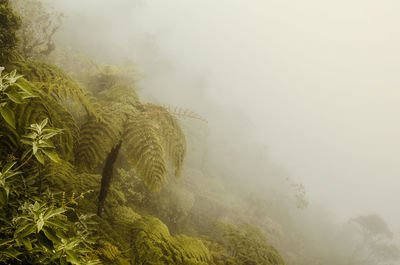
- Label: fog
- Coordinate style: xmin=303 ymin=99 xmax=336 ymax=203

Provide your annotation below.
xmin=45 ymin=0 xmax=400 ymax=256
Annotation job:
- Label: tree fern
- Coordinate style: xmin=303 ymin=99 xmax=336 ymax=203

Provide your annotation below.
xmin=145 ymin=103 xmax=187 ymax=177
xmin=69 ymin=62 xmax=188 ymax=215
xmin=123 ymin=113 xmax=167 ymax=191
xmin=75 ymin=115 xmax=119 ymax=171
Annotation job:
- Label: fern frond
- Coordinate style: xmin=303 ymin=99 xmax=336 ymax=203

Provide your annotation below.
xmin=99 ymin=84 xmax=141 ymax=107
xmin=123 ymin=113 xmax=167 ymax=191
xmin=94 ymin=242 xmax=130 ymax=265
xmin=145 ymin=104 xmax=186 ymax=177
xmin=162 ymin=105 xmax=208 ymax=123
xmin=131 ymin=216 xmax=210 ymax=265
xmin=41 ymin=161 xmax=76 ymax=191
xmin=6 ymin=60 xmax=102 ymax=120
xmin=75 ymin=114 xmax=120 ymax=171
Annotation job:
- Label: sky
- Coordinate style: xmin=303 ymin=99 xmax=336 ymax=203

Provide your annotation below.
xmin=51 ymin=0 xmax=400 ymax=234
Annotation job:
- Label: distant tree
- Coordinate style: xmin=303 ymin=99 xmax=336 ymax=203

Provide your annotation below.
xmin=347 ymin=214 xmax=400 ymax=265
xmin=10 ymin=0 xmax=63 ymax=59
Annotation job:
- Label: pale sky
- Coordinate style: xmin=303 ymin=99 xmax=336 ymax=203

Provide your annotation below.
xmin=53 ymin=0 xmax=400 ymax=234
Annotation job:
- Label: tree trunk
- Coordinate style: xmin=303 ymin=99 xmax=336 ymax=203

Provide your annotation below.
xmin=97 ymin=140 xmax=122 ymax=217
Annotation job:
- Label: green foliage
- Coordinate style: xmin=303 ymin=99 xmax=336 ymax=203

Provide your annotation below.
xmin=94 ymin=242 xmax=130 ymax=265
xmin=0 ymin=119 xmax=98 ymax=264
xmin=0 ymin=68 xmax=35 ymax=127
xmin=144 ymin=104 xmax=187 ymax=177
xmin=208 ymin=222 xmax=286 ymax=265
xmin=0 ymin=0 xmax=21 ymax=63
xmin=130 ymin=216 xmax=210 ymax=265
xmin=21 ymin=118 xmax=62 ymax=164
xmin=76 ymin=66 xmax=187 ymax=192
xmin=0 ymin=67 xmax=81 ymax=164
xmin=75 ymin=115 xmax=119 ymax=171
xmin=0 ymin=7 xmax=288 ymax=265
xmin=6 ymin=60 xmax=101 ymax=120
xmin=123 ymin=112 xmax=168 ymax=191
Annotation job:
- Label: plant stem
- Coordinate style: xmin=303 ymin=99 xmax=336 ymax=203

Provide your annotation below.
xmin=15 ymin=151 xmax=33 ymax=171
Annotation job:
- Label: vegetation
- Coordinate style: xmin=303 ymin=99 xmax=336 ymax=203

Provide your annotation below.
xmin=0 ymin=1 xmax=286 ymax=264
xmin=1 ymin=1 xmax=398 ymax=265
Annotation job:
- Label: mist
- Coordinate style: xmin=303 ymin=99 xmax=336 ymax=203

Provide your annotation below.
xmin=3 ymin=0 xmax=400 ymax=263
xmin=51 ymin=0 xmax=400 ymax=230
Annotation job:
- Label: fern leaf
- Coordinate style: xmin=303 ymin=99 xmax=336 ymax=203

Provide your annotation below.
xmin=6 ymin=60 xmax=102 ymax=120
xmin=145 ymin=104 xmax=187 ymax=177
xmin=123 ymin=113 xmax=167 ymax=191
xmin=75 ymin=115 xmax=120 ymax=171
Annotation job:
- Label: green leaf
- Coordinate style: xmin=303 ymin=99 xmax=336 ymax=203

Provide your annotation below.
xmin=2 ymin=161 xmax=16 ymax=174
xmin=36 ymin=231 xmax=54 ymax=250
xmin=39 ymin=118 xmax=48 ymax=129
xmin=45 ymin=219 xmax=67 ymax=230
xmin=20 ymin=149 xmax=31 ymax=161
xmin=20 ymin=139 xmax=33 ymax=146
xmin=42 ymin=226 xmax=62 ymax=245
xmin=34 ymin=151 xmax=45 ymax=164
xmin=41 ymin=149 xmax=61 ymax=163
xmin=0 ymin=238 xmax=13 ymax=247
xmin=43 ymin=207 xmax=66 ymax=219
xmin=0 ymin=186 xmax=8 ymax=205
xmin=0 ymin=106 xmax=15 ymax=129
xmin=66 ymin=250 xmax=81 ymax=265
xmin=41 ymin=132 xmax=61 ymax=140
xmin=21 ymin=238 xmax=32 ymax=250
xmin=32 ymin=142 xmax=38 ymax=154
xmin=14 ymin=82 xmax=37 ymax=98
xmin=5 ymin=90 xmax=24 ymax=104
xmin=23 ymin=133 xmax=37 ymax=139
xmin=37 ymin=215 xmax=44 ymax=232
xmin=0 ymin=248 xmax=22 ymax=259
xmin=9 ymin=69 xmax=17 ymax=78
xmin=38 ymin=139 xmax=55 ymax=148
xmin=15 ymin=223 xmax=35 ymax=238
xmin=33 ymin=201 xmax=40 ymax=211
xmin=3 ymin=171 xmax=19 ymax=180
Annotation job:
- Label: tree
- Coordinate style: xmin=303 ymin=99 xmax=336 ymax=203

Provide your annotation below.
xmin=74 ymin=63 xmax=187 ymax=216
xmin=347 ymin=214 xmax=400 ymax=265
xmin=0 ymin=1 xmax=186 ymax=220
xmin=10 ymin=0 xmax=63 ymax=59
xmin=1 ymin=0 xmax=187 ymax=217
